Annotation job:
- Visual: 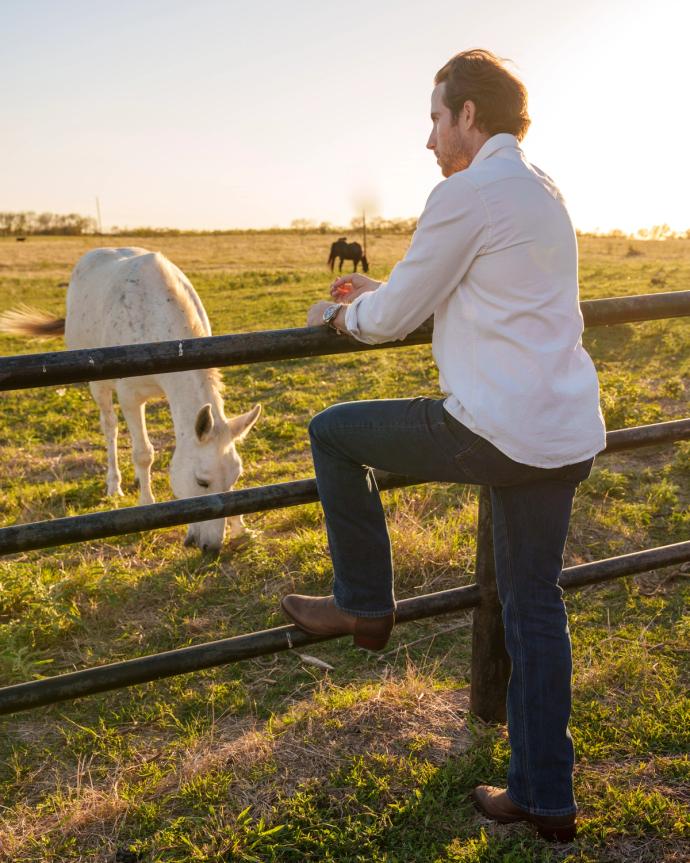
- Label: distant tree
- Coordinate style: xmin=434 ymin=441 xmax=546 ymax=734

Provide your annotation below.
xmin=635 ymin=224 xmax=677 ymax=241
xmin=360 ymin=216 xmax=417 ymax=234
xmin=649 ymin=224 xmax=675 ymax=241
xmin=36 ymin=212 xmax=55 ymax=233
xmin=290 ymin=218 xmax=317 ymax=232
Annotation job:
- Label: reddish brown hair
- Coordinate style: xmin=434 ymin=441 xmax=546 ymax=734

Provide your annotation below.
xmin=435 ymin=49 xmax=530 ymax=141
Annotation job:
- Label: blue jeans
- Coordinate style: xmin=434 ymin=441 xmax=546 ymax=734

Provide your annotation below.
xmin=308 ymin=397 xmax=593 ymax=816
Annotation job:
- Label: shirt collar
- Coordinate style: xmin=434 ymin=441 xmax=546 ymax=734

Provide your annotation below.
xmin=470 ymin=133 xmax=520 ymax=167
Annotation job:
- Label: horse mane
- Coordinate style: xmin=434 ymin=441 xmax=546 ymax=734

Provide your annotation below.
xmin=208 ymin=367 xmax=225 ymax=397
xmin=153 ymin=253 xmax=225 ymax=397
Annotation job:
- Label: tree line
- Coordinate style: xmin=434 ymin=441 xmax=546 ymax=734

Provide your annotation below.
xmin=290 ymin=216 xmax=418 ymax=234
xmin=2 ymin=210 xmax=688 ymax=240
xmin=0 ymin=211 xmax=97 ymax=236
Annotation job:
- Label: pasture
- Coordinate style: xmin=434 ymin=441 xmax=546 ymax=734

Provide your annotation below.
xmin=0 ymin=233 xmax=688 ymax=862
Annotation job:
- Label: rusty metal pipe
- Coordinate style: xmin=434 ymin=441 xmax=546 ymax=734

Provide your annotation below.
xmin=0 ymin=291 xmax=687 ymax=391
xmin=0 ymin=541 xmax=687 ymax=717
xmin=0 ymin=420 xmax=687 ymax=557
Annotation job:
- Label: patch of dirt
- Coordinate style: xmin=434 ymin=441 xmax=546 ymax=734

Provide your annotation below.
xmin=174 ymin=677 xmax=471 ymax=815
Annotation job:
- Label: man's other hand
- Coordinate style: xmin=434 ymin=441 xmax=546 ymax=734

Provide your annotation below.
xmin=330 ymin=273 xmax=381 ymax=303
xmin=307 ymin=301 xmax=349 ymax=333
xmin=307 ymin=301 xmax=335 ymax=327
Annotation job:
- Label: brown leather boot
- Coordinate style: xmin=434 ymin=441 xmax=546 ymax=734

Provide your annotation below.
xmin=471 ymin=785 xmax=577 ymax=842
xmin=280 ymin=594 xmax=394 ymax=651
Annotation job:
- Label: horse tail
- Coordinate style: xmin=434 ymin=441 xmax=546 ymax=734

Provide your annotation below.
xmin=327 ymin=244 xmax=336 ymax=269
xmin=0 ymin=304 xmax=65 ymax=337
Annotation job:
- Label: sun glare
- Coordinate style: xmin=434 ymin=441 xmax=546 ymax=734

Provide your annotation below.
xmin=524 ymin=1 xmax=689 ymax=234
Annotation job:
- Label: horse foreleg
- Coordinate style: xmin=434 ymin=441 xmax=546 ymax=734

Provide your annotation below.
xmin=353 ymin=259 xmax=359 ymax=272
xmin=338 ymin=258 xmax=343 ymax=273
xmin=89 ymin=381 xmax=123 ymax=498
xmin=229 ymin=514 xmax=247 ymax=538
xmin=117 ymin=383 xmax=156 ymax=505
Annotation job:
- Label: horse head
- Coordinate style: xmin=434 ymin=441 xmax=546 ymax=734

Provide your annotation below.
xmin=362 ymin=255 xmax=370 ymax=273
xmin=170 ymin=402 xmax=262 ymax=553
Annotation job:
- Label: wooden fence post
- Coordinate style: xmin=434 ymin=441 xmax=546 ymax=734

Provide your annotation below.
xmin=470 ymin=486 xmax=511 ymax=723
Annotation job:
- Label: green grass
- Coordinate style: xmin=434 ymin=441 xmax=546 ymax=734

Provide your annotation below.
xmin=0 ymin=234 xmax=687 ymax=861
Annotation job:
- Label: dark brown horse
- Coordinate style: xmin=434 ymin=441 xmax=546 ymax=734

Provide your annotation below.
xmin=327 ymin=238 xmax=369 ymax=273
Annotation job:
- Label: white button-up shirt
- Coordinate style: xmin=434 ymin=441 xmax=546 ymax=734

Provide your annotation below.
xmin=345 ymin=133 xmax=606 ymax=468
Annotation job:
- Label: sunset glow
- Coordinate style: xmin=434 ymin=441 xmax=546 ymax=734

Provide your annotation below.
xmin=2 ymin=0 xmax=688 ymax=234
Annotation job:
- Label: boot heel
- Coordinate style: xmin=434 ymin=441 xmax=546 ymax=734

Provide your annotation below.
xmin=353 ymin=614 xmax=394 ymax=651
xmin=537 ymin=824 xmax=576 ymax=843
xmin=353 ymin=632 xmax=390 ymax=651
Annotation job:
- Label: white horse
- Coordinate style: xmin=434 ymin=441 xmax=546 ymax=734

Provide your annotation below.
xmin=0 ymin=247 xmax=261 ymax=552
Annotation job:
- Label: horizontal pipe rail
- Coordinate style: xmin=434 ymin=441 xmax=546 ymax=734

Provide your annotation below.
xmin=0 ymin=540 xmax=687 ymax=717
xmin=1 ymin=419 xmax=688 ymax=556
xmin=0 ymin=474 xmax=419 ymax=557
xmin=0 ymin=290 xmax=688 ymax=391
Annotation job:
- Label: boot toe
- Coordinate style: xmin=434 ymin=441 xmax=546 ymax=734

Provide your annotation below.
xmin=280 ymin=594 xmax=394 ymax=647
xmin=471 ymin=785 xmax=576 ymax=842
xmin=280 ymin=594 xmax=351 ymax=636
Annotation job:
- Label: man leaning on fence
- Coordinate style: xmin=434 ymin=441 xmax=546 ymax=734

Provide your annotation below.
xmin=281 ymin=49 xmax=606 ymax=842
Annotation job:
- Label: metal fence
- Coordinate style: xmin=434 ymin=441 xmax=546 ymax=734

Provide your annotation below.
xmin=0 ymin=290 xmax=688 ymax=720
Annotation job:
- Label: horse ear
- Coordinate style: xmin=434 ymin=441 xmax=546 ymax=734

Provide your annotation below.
xmin=228 ymin=403 xmax=261 ymax=442
xmin=195 ymin=403 xmax=214 ymax=441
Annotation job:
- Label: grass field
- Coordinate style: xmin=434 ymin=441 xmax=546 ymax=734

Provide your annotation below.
xmin=0 ymin=233 xmax=688 ymax=862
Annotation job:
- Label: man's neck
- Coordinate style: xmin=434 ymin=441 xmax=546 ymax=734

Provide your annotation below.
xmin=466 ymin=132 xmax=491 ymax=164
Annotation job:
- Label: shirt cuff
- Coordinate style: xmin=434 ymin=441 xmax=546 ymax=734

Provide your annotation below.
xmin=343 ymin=286 xmax=386 ymax=344
xmin=343 ymin=296 xmax=364 ymax=339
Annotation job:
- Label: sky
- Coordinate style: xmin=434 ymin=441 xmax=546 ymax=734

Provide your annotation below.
xmin=2 ymin=0 xmax=689 ymax=233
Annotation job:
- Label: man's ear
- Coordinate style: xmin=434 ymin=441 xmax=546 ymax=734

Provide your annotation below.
xmin=462 ymin=99 xmax=477 ymax=129
xmin=228 ymin=403 xmax=262 ymax=442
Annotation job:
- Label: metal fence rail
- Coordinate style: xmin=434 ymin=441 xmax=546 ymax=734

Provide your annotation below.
xmin=0 ymin=540 xmax=687 ymax=717
xmin=0 ymin=419 xmax=688 ymax=556
xmin=0 ymin=291 xmax=688 ymax=391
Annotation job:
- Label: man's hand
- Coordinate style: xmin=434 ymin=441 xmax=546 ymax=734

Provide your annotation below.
xmin=330 ymin=273 xmax=381 ymax=303
xmin=307 ymin=301 xmax=334 ymax=327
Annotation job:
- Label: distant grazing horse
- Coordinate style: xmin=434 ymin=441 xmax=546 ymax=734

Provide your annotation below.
xmin=327 ymin=238 xmax=369 ymax=273
xmin=0 ymin=248 xmax=261 ymax=552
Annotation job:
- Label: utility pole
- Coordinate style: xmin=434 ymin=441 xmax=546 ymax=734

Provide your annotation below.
xmin=95 ymin=197 xmax=103 ymax=234
xmin=362 ymin=209 xmax=367 ymax=258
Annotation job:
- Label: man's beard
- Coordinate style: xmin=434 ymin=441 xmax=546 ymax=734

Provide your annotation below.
xmin=440 ymin=127 xmax=473 ymax=176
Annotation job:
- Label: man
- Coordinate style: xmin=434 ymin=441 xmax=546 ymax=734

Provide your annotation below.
xmin=281 ymin=49 xmax=606 ymax=842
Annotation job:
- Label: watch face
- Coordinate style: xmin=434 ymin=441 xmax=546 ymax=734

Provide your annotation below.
xmin=323 ymin=304 xmax=340 ymax=323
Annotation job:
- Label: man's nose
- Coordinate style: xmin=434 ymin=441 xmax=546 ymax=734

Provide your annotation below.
xmin=426 ymin=132 xmax=435 ymax=150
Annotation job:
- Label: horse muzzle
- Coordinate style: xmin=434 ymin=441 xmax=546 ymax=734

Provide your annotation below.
xmin=183 ymin=519 xmax=225 ymax=554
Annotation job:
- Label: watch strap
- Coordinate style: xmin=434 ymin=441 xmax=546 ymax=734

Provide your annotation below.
xmin=322 ymin=303 xmax=343 ymax=331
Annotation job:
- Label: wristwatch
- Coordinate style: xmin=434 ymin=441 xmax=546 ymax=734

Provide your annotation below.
xmin=322 ymin=303 xmax=343 ymax=332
